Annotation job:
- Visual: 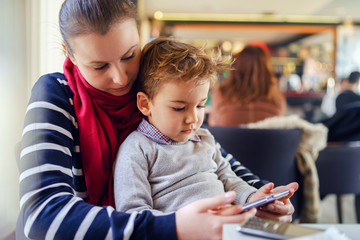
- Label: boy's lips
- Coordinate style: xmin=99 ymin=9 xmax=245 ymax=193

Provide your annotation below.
xmin=182 ymin=129 xmax=194 ymax=134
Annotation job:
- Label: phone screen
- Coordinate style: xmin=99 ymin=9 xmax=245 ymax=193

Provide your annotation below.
xmin=240 ymin=190 xmax=290 ymax=213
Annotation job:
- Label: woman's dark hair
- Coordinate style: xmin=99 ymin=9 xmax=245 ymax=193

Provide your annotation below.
xmin=59 ymin=0 xmax=138 ymax=56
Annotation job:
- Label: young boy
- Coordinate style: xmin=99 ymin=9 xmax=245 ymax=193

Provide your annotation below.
xmin=114 ymin=38 xmax=273 ymax=215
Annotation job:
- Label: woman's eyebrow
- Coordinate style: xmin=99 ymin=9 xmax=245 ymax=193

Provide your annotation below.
xmin=88 ymin=44 xmax=138 ymax=64
xmin=121 ymin=44 xmax=138 ymax=57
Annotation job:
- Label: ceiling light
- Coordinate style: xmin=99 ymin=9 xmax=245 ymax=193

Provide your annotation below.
xmin=153 ymin=12 xmax=340 ymax=24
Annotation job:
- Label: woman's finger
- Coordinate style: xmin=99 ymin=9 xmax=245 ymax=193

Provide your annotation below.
xmin=221 ymin=208 xmax=257 ymax=222
xmin=214 ymin=204 xmax=243 ymax=216
xmin=191 ymin=191 xmax=237 ymax=213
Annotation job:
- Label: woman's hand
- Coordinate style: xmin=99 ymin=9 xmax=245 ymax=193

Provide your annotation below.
xmin=176 ymin=191 xmax=256 ymax=240
xmin=248 ymin=182 xmax=299 ymax=222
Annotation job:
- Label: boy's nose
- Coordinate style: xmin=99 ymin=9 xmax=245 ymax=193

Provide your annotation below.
xmin=186 ymin=110 xmax=198 ymax=124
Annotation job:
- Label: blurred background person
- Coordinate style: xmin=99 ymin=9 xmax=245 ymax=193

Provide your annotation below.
xmin=335 ymin=71 xmax=360 ymax=110
xmin=208 ymin=45 xmax=286 ymax=126
xmin=321 ymin=71 xmax=360 ymax=142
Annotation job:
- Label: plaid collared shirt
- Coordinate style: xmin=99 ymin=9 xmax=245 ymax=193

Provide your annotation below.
xmin=137 ymin=118 xmax=201 ymax=145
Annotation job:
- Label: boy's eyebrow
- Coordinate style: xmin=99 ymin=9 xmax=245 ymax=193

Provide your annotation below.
xmin=170 ymin=98 xmax=208 ymax=104
xmin=170 ymin=100 xmax=187 ymax=104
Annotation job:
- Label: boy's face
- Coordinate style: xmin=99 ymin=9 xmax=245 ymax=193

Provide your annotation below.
xmin=138 ymin=79 xmax=210 ymax=142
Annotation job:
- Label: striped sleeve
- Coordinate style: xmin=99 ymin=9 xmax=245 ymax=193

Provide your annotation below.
xmin=18 ymin=73 xmax=177 ymax=240
xmin=216 ymin=142 xmax=269 ymax=189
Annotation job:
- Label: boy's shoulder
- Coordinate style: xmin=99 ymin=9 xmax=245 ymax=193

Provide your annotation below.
xmin=123 ymin=130 xmax=146 ymax=144
xmin=197 ymin=127 xmax=215 ymax=143
xmin=122 ymin=130 xmax=156 ymax=149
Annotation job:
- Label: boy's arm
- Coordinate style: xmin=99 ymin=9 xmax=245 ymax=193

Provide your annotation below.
xmin=201 ymin=126 xmax=268 ymax=189
xmin=212 ymin=141 xmax=257 ymax=204
xmin=217 ymin=141 xmax=269 ymax=189
xmin=114 ymin=135 xmax=165 ymax=215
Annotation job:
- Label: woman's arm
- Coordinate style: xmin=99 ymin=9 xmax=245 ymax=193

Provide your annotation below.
xmin=176 ymin=191 xmax=257 ymax=240
xmin=18 ymin=74 xmax=176 ymax=239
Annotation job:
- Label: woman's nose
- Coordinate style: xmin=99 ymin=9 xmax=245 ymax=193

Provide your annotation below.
xmin=111 ymin=64 xmax=128 ymax=85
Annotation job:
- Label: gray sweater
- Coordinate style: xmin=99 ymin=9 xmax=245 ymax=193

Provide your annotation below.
xmin=114 ymin=128 xmax=257 ymax=215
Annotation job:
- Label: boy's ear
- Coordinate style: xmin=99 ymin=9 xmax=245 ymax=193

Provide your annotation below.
xmin=137 ymin=92 xmax=151 ymax=116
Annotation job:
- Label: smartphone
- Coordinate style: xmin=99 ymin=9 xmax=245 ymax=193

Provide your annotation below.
xmin=236 ymin=217 xmax=324 ymax=239
xmin=240 ymin=190 xmax=290 ymax=213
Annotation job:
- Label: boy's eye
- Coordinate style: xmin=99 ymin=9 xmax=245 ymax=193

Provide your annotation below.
xmin=197 ymin=105 xmax=206 ymax=109
xmin=173 ymin=107 xmax=185 ymax=112
xmin=94 ymin=64 xmax=108 ymax=70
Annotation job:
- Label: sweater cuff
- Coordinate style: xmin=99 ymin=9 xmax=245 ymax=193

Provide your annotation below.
xmin=246 ymin=191 xmax=257 ymax=203
xmin=147 ymin=212 xmax=177 ymax=240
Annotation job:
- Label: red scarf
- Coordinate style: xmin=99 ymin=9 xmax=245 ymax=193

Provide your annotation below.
xmin=64 ymin=57 xmax=142 ymax=207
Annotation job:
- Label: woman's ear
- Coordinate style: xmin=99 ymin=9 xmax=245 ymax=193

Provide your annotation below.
xmin=137 ymin=92 xmax=151 ymax=116
xmin=62 ymin=43 xmax=76 ymax=64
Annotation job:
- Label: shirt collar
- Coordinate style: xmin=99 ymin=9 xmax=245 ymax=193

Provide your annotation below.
xmin=137 ymin=118 xmax=200 ymax=145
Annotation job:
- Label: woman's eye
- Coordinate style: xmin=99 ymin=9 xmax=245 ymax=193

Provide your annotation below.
xmin=197 ymin=105 xmax=206 ymax=109
xmin=123 ymin=53 xmax=135 ymax=61
xmin=94 ymin=64 xmax=108 ymax=70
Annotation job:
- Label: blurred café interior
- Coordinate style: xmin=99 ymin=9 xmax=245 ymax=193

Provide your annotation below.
xmin=1 ymin=0 xmax=360 ymax=239
xmin=137 ymin=0 xmax=360 ymax=123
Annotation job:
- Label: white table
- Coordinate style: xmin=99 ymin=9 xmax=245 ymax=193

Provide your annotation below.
xmin=223 ymin=223 xmax=360 ymax=240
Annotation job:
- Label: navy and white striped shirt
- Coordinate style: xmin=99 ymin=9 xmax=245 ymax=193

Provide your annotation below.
xmin=18 ymin=72 xmax=267 ymax=239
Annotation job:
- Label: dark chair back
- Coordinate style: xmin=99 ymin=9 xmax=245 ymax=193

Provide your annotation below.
xmin=205 ymin=126 xmax=303 ymax=220
xmin=316 ymin=142 xmax=360 ymax=222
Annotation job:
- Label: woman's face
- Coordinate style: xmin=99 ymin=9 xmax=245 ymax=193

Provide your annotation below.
xmin=69 ymin=19 xmax=141 ymax=96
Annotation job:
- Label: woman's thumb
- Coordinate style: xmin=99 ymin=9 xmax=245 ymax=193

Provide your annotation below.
xmin=194 ymin=191 xmax=237 ymax=213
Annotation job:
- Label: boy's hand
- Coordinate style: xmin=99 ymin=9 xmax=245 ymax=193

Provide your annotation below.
xmin=247 ymin=182 xmax=299 ymax=222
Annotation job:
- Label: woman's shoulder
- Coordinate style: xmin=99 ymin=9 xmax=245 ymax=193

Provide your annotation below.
xmin=35 ymin=72 xmax=69 ymax=90
xmin=28 ymin=72 xmax=75 ymax=117
xmin=31 ymin=72 xmax=73 ymax=101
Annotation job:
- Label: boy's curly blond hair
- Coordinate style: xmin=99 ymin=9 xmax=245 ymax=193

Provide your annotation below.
xmin=137 ymin=38 xmax=231 ymax=99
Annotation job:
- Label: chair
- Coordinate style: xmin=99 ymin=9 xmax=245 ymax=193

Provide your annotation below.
xmin=316 ymin=142 xmax=360 ymax=223
xmin=205 ymin=126 xmax=303 ymax=221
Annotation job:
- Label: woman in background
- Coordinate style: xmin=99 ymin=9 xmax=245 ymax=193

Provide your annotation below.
xmin=208 ymin=45 xmax=286 ymax=126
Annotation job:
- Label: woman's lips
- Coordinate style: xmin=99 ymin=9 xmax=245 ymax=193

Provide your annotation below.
xmin=113 ymin=85 xmax=129 ymax=91
xmin=111 ymin=84 xmax=130 ymax=94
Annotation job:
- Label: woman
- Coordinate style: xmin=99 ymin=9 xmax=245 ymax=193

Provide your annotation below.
xmin=18 ymin=0 xmax=296 ymax=239
xmin=208 ymin=45 xmax=286 ymax=126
